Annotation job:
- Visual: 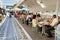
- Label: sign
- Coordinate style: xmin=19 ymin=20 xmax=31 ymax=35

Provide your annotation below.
xmin=6 ymin=5 xmax=14 ymax=9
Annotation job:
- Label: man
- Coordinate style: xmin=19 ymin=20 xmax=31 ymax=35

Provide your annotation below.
xmin=45 ymin=15 xmax=58 ymax=37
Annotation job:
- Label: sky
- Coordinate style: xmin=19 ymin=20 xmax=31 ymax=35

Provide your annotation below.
xmin=1 ymin=0 xmax=19 ymax=9
xmin=2 ymin=0 xmax=19 ymax=5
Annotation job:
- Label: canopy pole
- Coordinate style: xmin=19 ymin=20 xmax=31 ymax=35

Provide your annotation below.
xmin=55 ymin=0 xmax=59 ymax=19
xmin=55 ymin=0 xmax=59 ymax=40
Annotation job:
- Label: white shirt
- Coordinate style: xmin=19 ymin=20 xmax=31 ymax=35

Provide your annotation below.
xmin=26 ymin=15 xmax=32 ymax=20
xmin=32 ymin=19 xmax=37 ymax=27
xmin=50 ymin=18 xmax=58 ymax=27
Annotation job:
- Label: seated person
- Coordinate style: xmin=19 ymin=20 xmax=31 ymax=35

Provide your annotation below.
xmin=44 ymin=15 xmax=58 ymax=37
xmin=37 ymin=22 xmax=43 ymax=32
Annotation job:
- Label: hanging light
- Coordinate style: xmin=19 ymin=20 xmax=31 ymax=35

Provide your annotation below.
xmin=36 ymin=0 xmax=46 ymax=8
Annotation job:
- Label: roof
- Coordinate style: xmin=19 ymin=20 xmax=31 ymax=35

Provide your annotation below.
xmin=16 ymin=0 xmax=60 ymax=12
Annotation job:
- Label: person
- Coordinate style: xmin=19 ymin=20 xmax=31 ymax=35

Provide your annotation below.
xmin=45 ymin=15 xmax=58 ymax=37
xmin=32 ymin=15 xmax=38 ymax=32
xmin=17 ymin=11 xmax=20 ymax=18
xmin=56 ymin=17 xmax=60 ymax=40
xmin=36 ymin=14 xmax=42 ymax=32
xmin=21 ymin=13 xmax=26 ymax=24
xmin=26 ymin=13 xmax=32 ymax=25
xmin=9 ymin=13 xmax=12 ymax=18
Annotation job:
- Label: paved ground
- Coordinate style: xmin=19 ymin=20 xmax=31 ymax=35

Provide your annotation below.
xmin=0 ymin=16 xmax=29 ymax=40
xmin=17 ymin=18 xmax=55 ymax=40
